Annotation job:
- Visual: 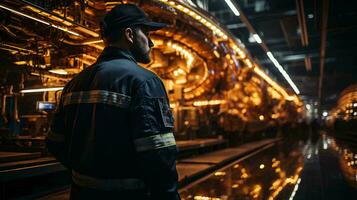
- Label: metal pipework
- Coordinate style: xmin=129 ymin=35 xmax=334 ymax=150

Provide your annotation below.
xmin=1 ymin=95 xmax=8 ymax=124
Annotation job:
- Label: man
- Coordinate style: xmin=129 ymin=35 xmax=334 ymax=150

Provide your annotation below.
xmin=46 ymin=4 xmax=180 ymax=200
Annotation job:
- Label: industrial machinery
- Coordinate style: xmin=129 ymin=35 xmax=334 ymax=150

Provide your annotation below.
xmin=0 ymin=0 xmax=303 ymax=147
xmin=328 ymin=84 xmax=357 ymax=132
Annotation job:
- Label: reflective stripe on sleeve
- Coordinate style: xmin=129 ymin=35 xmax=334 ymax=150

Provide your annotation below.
xmin=134 ymin=132 xmax=176 ymax=152
xmin=47 ymin=131 xmax=65 ymax=142
xmin=63 ymin=90 xmax=131 ymax=108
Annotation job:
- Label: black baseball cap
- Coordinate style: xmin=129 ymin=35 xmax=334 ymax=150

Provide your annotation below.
xmin=102 ymin=4 xmax=167 ymax=37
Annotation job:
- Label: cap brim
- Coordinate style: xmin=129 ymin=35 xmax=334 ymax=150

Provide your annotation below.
xmin=141 ymin=21 xmax=167 ymax=31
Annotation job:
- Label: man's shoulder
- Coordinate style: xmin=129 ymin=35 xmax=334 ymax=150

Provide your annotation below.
xmin=100 ymin=58 xmax=158 ymax=82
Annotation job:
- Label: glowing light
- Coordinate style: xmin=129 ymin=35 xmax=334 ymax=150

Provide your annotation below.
xmin=175 ymin=79 xmax=187 ymax=84
xmin=271 ymin=113 xmax=279 ymax=119
xmin=266 ymin=51 xmax=300 ymax=94
xmin=251 ymin=184 xmax=262 ymax=198
xmin=159 ymin=0 xmax=228 ymax=40
xmin=20 ymin=87 xmax=63 ymax=93
xmin=194 ymin=196 xmax=221 ymax=200
xmin=253 ymin=33 xmax=262 ymax=43
xmin=259 ymin=115 xmax=265 ymax=121
xmin=81 ymin=39 xmax=103 ymax=45
xmin=259 ymin=164 xmax=265 ymax=169
xmin=288 ymin=178 xmax=301 ymax=200
xmin=169 ymin=41 xmax=194 ymax=67
xmin=244 ymin=59 xmax=253 ymax=68
xmin=49 ymin=69 xmax=68 ymax=75
xmin=14 ymin=61 xmax=27 ymax=65
xmin=272 ymin=160 xmax=280 ymax=168
xmin=214 ymin=171 xmax=226 ymax=176
xmin=241 ymin=172 xmax=249 ymax=179
xmin=193 ymin=100 xmax=226 ymax=106
xmin=224 ymin=0 xmax=240 ymax=16
xmin=232 ymin=45 xmax=247 ymax=59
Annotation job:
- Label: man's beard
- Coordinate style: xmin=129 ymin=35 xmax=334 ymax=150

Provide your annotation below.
xmin=131 ymin=39 xmax=151 ymax=64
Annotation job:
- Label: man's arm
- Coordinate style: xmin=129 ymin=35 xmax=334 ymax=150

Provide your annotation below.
xmin=130 ymin=77 xmax=180 ymax=200
xmin=46 ymin=92 xmax=71 ymax=168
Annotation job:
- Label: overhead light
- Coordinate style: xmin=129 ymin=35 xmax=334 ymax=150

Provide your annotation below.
xmin=224 ymin=0 xmax=240 ymax=16
xmin=253 ymin=34 xmax=262 ymax=43
xmin=322 ymin=111 xmax=328 ymax=117
xmin=266 ymin=51 xmax=300 ymax=94
xmin=81 ymin=39 xmax=103 ymax=45
xmin=193 ymin=100 xmax=226 ymax=106
xmin=213 ymin=50 xmax=220 ymax=58
xmin=0 ymin=5 xmax=80 ymax=36
xmin=20 ymin=87 xmax=63 ymax=93
xmin=49 ymin=69 xmax=68 ymax=75
xmin=259 ymin=115 xmax=265 ymax=121
xmin=2 ymin=43 xmax=37 ymax=53
xmin=14 ymin=61 xmax=27 ymax=65
xmin=267 ymin=52 xmax=280 ymax=67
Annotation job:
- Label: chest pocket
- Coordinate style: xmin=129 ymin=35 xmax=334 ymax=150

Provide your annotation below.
xmin=157 ymin=98 xmax=174 ymax=128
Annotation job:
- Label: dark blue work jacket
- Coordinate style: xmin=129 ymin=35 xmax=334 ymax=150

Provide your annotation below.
xmin=46 ymin=46 xmax=180 ymax=200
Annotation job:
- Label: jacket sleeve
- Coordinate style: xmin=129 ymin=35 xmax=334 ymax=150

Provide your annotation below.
xmin=45 ymin=91 xmax=71 ymax=169
xmin=130 ymin=77 xmax=180 ymax=200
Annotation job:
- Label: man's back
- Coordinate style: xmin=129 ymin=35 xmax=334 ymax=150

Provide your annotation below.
xmin=63 ymin=47 xmax=155 ymax=177
xmin=47 ymin=47 xmax=180 ymax=199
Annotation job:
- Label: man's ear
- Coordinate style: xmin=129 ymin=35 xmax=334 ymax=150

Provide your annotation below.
xmin=124 ymin=27 xmax=134 ymax=44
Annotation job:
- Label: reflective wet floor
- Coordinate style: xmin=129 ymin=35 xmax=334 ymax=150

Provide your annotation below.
xmin=179 ymin=130 xmax=357 ymax=200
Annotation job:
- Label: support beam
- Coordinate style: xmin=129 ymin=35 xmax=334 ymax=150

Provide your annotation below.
xmin=295 ymin=0 xmax=309 ymax=47
xmin=318 ymin=0 xmax=329 ymax=106
xmin=296 ymin=0 xmax=310 ymax=72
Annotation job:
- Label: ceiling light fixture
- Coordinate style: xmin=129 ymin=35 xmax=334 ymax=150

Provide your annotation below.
xmin=193 ymin=100 xmax=226 ymax=106
xmin=20 ymin=87 xmax=63 ymax=93
xmin=224 ymin=0 xmax=240 ymax=16
xmin=49 ymin=69 xmax=68 ymax=75
xmin=266 ymin=51 xmax=300 ymax=94
xmin=221 ymin=0 xmax=300 ymax=96
xmin=253 ymin=33 xmax=262 ymax=43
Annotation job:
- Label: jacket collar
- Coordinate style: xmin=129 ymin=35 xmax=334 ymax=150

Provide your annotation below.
xmin=97 ymin=46 xmax=137 ymax=63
